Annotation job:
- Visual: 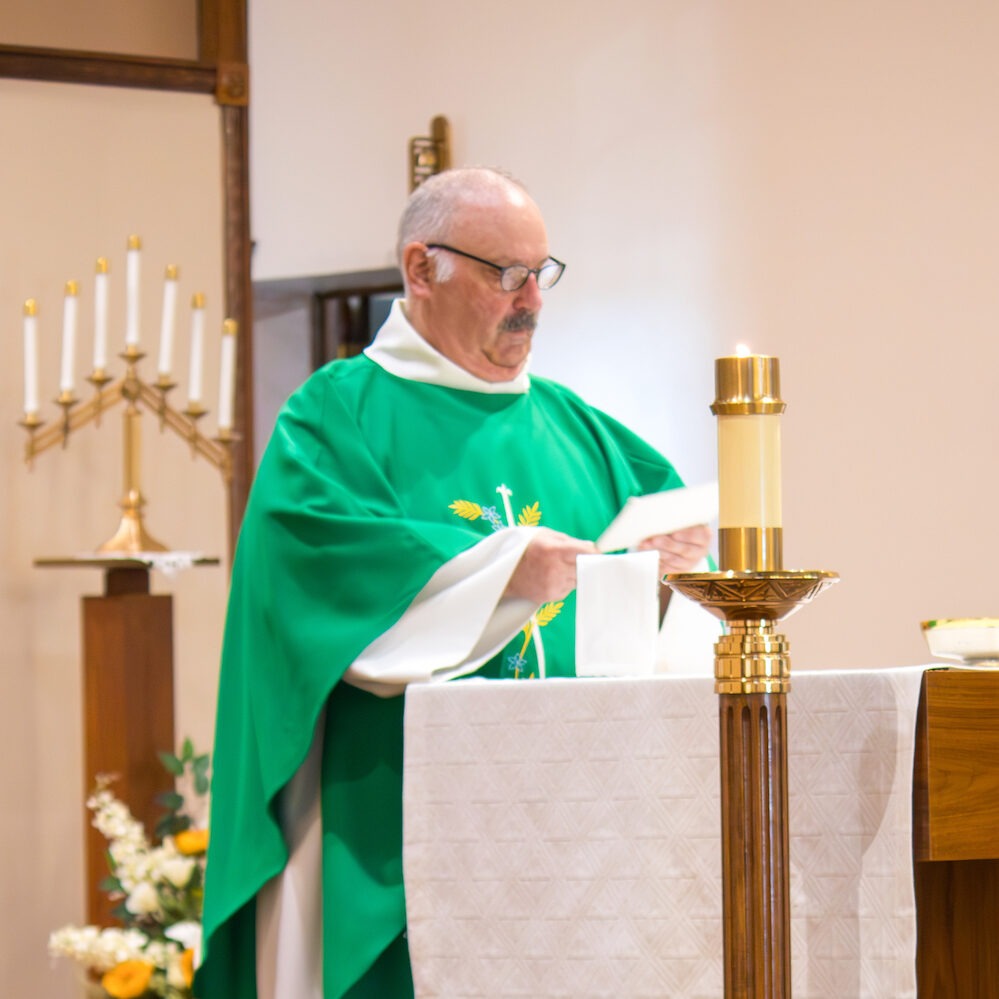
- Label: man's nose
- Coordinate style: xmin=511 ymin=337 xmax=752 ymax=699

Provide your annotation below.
xmin=515 ymin=273 xmax=544 ymax=311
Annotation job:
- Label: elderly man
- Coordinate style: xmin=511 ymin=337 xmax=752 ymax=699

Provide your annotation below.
xmin=198 ymin=167 xmax=710 ymax=999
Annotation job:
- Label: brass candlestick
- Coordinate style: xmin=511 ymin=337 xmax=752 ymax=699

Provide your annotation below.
xmin=666 ymin=353 xmax=837 ymax=999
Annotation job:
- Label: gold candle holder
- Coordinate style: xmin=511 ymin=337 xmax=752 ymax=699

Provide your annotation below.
xmin=665 ymin=351 xmax=837 ymax=998
xmin=713 ymin=353 xmax=785 ymax=573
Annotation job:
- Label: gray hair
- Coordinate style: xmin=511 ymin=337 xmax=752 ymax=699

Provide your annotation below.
xmin=397 ymin=167 xmax=528 ymax=288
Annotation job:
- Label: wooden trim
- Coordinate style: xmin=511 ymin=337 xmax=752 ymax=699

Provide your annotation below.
xmin=0 ymin=44 xmax=216 ymax=93
xmin=221 ymin=103 xmax=254 ymax=553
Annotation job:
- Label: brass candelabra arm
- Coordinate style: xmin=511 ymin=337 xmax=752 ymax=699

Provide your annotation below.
xmin=136 ymin=381 xmax=234 ymax=481
xmin=87 ymin=369 xmax=115 ymax=427
xmin=152 ymin=375 xmax=177 ymax=431
xmin=22 ymin=379 xmax=125 ymax=463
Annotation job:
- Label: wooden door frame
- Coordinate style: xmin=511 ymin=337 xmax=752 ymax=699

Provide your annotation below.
xmin=0 ymin=0 xmax=253 ymax=557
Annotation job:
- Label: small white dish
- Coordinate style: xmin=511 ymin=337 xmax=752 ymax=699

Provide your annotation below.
xmin=921 ymin=617 xmax=999 ymax=667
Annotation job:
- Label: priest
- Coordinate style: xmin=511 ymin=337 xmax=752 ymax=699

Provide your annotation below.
xmin=197 ymin=166 xmax=711 ymax=999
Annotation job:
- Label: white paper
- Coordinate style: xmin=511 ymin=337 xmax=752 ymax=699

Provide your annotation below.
xmin=575 ymin=550 xmax=659 ymax=676
xmin=596 ymin=482 xmax=719 ymax=553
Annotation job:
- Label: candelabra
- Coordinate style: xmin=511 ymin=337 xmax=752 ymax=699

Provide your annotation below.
xmin=665 ymin=351 xmax=838 ymax=998
xmin=17 ymin=237 xmax=237 ymax=554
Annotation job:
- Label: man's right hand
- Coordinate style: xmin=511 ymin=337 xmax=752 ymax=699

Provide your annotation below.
xmin=503 ymin=528 xmax=599 ymax=606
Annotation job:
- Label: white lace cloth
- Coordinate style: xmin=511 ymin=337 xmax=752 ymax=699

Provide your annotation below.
xmin=403 ymin=666 xmax=926 ymax=999
xmin=71 ymin=550 xmax=208 ymax=577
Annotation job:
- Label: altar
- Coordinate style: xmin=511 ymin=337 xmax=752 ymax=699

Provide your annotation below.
xmin=402 ymin=666 xmax=996 ymax=998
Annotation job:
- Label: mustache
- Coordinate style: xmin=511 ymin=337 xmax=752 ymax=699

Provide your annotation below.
xmin=499 ymin=311 xmax=538 ymax=333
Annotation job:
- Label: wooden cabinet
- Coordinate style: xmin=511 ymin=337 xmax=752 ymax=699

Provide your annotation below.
xmin=913 ymin=669 xmax=999 ymax=997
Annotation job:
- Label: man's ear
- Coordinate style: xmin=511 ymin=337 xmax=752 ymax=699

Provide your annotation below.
xmin=402 ymin=243 xmax=433 ymax=298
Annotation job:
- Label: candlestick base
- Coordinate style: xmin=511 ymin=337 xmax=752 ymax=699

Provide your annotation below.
xmin=96 ymin=487 xmax=169 ymax=554
xmin=666 ymin=569 xmax=838 ymax=626
xmin=96 ymin=509 xmax=169 ymax=554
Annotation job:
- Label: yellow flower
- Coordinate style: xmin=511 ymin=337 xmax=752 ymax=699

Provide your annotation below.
xmin=174 ymin=827 xmax=209 ymax=855
xmin=102 ymin=959 xmax=154 ymax=998
xmin=179 ymin=948 xmax=195 ymax=987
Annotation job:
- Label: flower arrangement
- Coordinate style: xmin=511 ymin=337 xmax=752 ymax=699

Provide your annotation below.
xmin=49 ymin=740 xmax=210 ymax=999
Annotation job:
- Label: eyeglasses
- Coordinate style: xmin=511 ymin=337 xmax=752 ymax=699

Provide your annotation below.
xmin=426 ymin=243 xmax=566 ymax=292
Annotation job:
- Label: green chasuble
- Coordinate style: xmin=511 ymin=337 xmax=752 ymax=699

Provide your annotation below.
xmin=198 ymin=310 xmax=685 ymax=999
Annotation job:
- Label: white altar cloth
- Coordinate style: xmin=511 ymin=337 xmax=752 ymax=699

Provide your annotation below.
xmin=403 ymin=667 xmax=926 ymax=998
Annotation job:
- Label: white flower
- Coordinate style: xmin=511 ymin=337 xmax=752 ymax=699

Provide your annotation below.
xmin=48 ymin=925 xmax=150 ymax=972
xmin=125 ymin=880 xmax=162 ymax=917
xmin=159 ymin=855 xmax=196 ymax=889
xmin=165 ymin=920 xmax=203 ymax=966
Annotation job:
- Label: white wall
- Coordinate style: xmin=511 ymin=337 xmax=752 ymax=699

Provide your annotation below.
xmin=0 ymin=81 xmax=227 ymax=997
xmin=251 ymin=0 xmax=999 ymax=670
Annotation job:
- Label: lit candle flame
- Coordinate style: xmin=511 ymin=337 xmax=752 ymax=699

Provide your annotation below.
xmin=735 ymin=343 xmax=752 ymax=357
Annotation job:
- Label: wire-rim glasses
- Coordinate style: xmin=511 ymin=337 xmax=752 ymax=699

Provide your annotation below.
xmin=426 ymin=243 xmax=566 ymax=292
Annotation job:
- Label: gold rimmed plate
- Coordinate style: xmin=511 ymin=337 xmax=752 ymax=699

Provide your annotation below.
xmin=921 ymin=617 xmax=999 ymax=667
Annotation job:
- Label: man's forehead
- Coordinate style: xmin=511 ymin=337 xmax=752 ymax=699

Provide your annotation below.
xmin=453 ymin=193 xmax=545 ymax=236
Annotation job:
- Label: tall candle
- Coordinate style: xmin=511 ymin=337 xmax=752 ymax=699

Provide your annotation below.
xmin=125 ymin=234 xmax=141 ymax=348
xmin=23 ymin=299 xmax=39 ymax=416
xmin=188 ymin=292 xmax=206 ymax=406
xmin=157 ymin=264 xmax=180 ymax=377
xmin=711 ymin=352 xmax=785 ymax=572
xmin=217 ymin=319 xmax=238 ymax=432
xmin=60 ymin=280 xmax=79 ymax=394
xmin=93 ymin=258 xmax=109 ymax=371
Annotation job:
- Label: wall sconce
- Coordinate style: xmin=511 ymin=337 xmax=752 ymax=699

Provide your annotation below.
xmin=409 ymin=115 xmax=452 ymax=191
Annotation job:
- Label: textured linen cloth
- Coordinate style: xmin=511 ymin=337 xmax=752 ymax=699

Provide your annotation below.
xmin=403 ymin=667 xmax=925 ymax=998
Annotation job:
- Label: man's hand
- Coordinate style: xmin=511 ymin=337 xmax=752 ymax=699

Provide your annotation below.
xmin=636 ymin=524 xmax=712 ymax=576
xmin=503 ymin=528 xmax=599 ymax=605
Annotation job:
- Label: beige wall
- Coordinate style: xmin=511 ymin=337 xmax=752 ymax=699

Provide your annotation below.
xmin=1 ymin=0 xmax=198 ymax=58
xmin=0 ymin=81 xmax=227 ymax=996
xmin=252 ymin=0 xmax=999 ymax=671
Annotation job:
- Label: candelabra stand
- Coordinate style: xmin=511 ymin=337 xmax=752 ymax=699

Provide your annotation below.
xmin=666 ymin=352 xmax=838 ymax=998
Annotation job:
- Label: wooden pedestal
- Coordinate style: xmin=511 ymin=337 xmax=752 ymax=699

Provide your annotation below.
xmin=719 ymin=692 xmax=791 ymax=999
xmin=82 ymin=566 xmax=175 ymax=925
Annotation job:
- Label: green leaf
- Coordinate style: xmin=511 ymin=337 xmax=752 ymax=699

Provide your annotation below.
xmin=194 ymin=773 xmax=210 ymax=795
xmin=158 ymin=751 xmax=184 ymax=776
xmin=156 ymin=790 xmax=184 ymax=811
xmin=181 ymin=737 xmax=195 ymax=762
xmin=99 ymin=875 xmax=123 ymax=894
xmin=193 ymin=754 xmax=210 ymax=776
xmin=155 ymin=813 xmax=191 ymax=839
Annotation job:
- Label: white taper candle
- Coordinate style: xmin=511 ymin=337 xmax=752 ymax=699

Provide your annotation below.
xmin=93 ymin=258 xmax=109 ymax=371
xmin=125 ymin=234 xmax=141 ymax=347
xmin=23 ymin=299 xmax=39 ymax=416
xmin=60 ymin=280 xmax=79 ymax=394
xmin=218 ymin=319 xmax=238 ymax=432
xmin=188 ymin=292 xmax=206 ymax=406
xmin=158 ymin=265 xmax=180 ymax=377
